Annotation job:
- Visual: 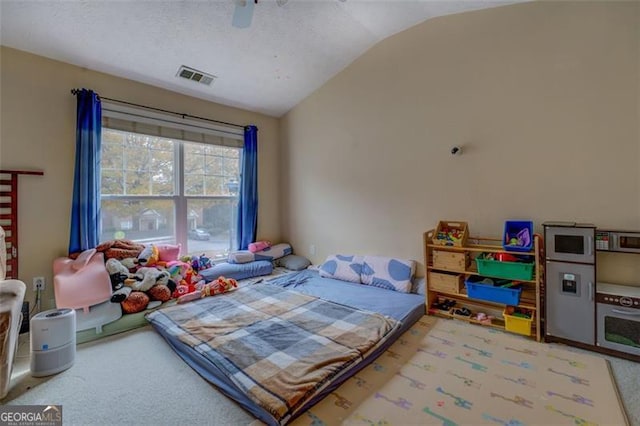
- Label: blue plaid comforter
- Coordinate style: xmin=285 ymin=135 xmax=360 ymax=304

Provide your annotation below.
xmin=146 ymin=283 xmax=399 ymax=424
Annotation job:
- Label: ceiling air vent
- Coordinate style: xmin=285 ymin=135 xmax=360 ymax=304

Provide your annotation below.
xmin=176 ymin=65 xmax=216 ymax=86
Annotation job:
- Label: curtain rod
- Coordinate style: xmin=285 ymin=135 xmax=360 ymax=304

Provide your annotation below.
xmin=70 ymin=88 xmax=247 ymax=130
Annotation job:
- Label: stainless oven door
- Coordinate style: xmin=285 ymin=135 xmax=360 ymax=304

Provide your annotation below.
xmin=545 ymin=226 xmax=594 ymax=263
xmin=597 ymin=303 xmax=640 ymax=356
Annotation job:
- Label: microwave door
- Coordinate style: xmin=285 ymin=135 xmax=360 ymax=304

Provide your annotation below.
xmin=546 ymin=227 xmax=594 ymax=263
xmin=612 ymin=233 xmax=640 ymax=253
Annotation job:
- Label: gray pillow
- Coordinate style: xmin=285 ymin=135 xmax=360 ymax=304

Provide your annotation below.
xmin=276 ymin=254 xmax=311 ymax=271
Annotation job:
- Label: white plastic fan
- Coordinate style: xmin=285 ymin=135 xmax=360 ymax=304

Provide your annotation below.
xmin=232 ymin=0 xmax=256 ymax=29
xmin=232 ymin=0 xmax=343 ymax=29
xmin=232 ymin=0 xmax=290 ymax=29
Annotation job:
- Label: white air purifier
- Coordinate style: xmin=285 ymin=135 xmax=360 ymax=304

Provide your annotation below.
xmin=30 ymin=308 xmax=76 ymax=377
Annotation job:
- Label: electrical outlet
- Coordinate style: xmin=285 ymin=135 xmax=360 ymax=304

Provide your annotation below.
xmin=309 ymin=244 xmax=316 ymax=256
xmin=33 ymin=276 xmax=45 ymax=291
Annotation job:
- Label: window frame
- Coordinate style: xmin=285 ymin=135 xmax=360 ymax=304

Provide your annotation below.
xmin=99 ymin=102 xmax=243 ymax=258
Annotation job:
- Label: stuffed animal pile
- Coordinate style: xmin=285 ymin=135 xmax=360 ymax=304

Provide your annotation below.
xmin=105 ymin=258 xmax=176 ymax=313
xmin=95 ymin=240 xmax=223 ymax=314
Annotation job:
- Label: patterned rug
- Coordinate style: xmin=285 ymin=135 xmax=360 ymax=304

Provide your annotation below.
xmin=290 ymin=316 xmax=629 ymax=426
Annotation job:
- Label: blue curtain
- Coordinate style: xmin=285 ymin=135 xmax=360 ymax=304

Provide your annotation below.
xmin=69 ymin=89 xmax=102 ymax=254
xmin=237 ymin=125 xmax=258 ymax=250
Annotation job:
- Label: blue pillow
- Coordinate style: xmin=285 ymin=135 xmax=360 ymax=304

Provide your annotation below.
xmin=199 ymin=260 xmax=273 ymax=282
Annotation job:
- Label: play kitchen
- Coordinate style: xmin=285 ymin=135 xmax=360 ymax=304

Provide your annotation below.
xmin=544 ymin=222 xmax=640 ymax=360
xmin=597 ymin=283 xmax=640 ymax=357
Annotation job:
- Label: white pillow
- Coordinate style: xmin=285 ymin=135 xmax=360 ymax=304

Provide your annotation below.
xmin=318 ymin=254 xmax=363 ymax=283
xmin=360 ymin=256 xmax=416 ymax=293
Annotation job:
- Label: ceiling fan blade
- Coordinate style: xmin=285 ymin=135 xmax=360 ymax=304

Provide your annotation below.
xmin=232 ymin=0 xmax=255 ymax=29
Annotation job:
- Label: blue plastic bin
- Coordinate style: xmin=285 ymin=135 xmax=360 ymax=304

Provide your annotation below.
xmin=503 ymin=220 xmax=534 ymax=252
xmin=465 ymin=275 xmax=522 ymax=305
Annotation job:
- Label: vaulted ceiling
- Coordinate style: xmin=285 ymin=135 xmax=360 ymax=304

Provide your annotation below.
xmin=1 ymin=1 xmax=523 ymax=117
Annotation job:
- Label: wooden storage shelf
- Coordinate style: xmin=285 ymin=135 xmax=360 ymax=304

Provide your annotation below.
xmin=450 ymin=312 xmax=535 ymax=337
xmin=430 ymin=287 xmax=538 ymax=310
xmin=428 ymin=298 xmax=538 ymax=337
xmin=426 ymin=263 xmax=537 ymax=283
xmin=424 ymin=228 xmax=543 ymax=341
xmin=429 ymin=308 xmax=509 ymax=331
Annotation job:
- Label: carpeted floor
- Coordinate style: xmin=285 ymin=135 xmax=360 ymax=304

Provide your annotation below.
xmin=291 ymin=316 xmax=631 ymax=425
xmin=3 ymin=316 xmax=637 ymax=426
xmin=5 ymin=328 xmax=254 ymax=425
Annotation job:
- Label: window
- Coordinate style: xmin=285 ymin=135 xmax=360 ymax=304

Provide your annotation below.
xmin=99 ymin=103 xmax=243 ymax=260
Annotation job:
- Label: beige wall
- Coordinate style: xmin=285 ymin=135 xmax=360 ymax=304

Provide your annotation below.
xmin=0 ymin=47 xmax=281 ymax=309
xmin=1 ymin=1 xmax=639 ymax=311
xmin=281 ymin=1 xmax=640 ymax=282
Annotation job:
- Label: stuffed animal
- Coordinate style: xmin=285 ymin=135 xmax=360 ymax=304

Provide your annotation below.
xmin=125 ymin=267 xmax=170 ymax=292
xmin=167 ymin=260 xmax=202 ymax=292
xmin=106 ymin=257 xmax=176 ymax=308
xmin=120 ymin=257 xmax=138 ymax=270
xmin=172 ymin=284 xmax=195 ymax=299
xmin=184 ymin=254 xmax=212 ymax=273
xmin=166 ymin=260 xmax=192 ymax=282
xmin=181 ymin=269 xmax=203 ymax=289
xmin=105 ymin=258 xmax=131 ymax=282
xmin=196 ymin=254 xmax=212 ymax=272
xmin=177 ymin=276 xmax=237 ymax=304
xmin=249 ymin=241 xmax=271 ymax=253
xmin=105 ymin=258 xmax=135 ymax=303
xmin=201 ymin=276 xmax=237 ymax=297
xmin=137 ymin=244 xmax=160 ymax=267
xmin=156 ymin=244 xmax=181 ymax=262
xmin=147 ymin=284 xmax=172 ymax=302
xmin=110 ymin=286 xmax=132 ymax=303
xmin=121 ymin=291 xmax=149 ymax=314
xmin=94 ymin=239 xmax=145 ymax=260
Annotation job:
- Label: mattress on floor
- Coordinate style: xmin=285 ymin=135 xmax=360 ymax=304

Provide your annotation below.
xmin=76 ymin=268 xmax=291 ymax=344
xmin=147 ymin=269 xmax=425 ymax=426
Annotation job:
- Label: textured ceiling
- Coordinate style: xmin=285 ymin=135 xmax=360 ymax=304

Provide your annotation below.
xmin=1 ymin=0 xmax=523 ymax=117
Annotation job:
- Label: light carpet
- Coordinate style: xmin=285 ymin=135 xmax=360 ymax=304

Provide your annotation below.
xmin=291 ymin=316 xmax=629 ymax=426
xmin=3 ymin=316 xmax=634 ymax=426
xmin=4 ymin=327 xmax=254 ymax=425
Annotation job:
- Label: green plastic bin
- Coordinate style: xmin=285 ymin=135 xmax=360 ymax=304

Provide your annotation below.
xmin=475 ymin=258 xmax=534 ymax=280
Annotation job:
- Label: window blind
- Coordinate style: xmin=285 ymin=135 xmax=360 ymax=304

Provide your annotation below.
xmin=102 ymin=101 xmax=244 ymax=148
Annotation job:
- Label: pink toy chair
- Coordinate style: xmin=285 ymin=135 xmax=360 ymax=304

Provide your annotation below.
xmin=53 ymin=249 xmax=112 ymax=313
